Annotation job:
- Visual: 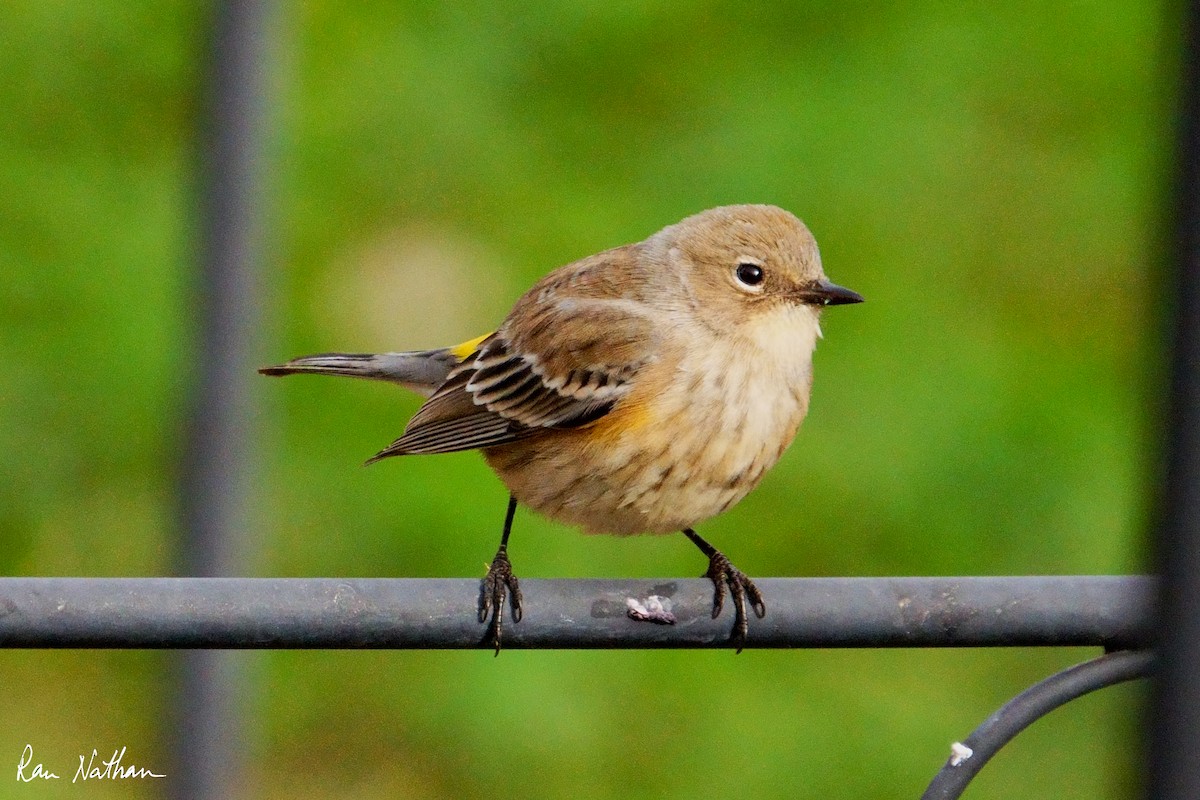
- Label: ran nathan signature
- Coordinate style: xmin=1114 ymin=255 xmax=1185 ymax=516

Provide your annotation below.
xmin=17 ymin=744 xmax=165 ymax=783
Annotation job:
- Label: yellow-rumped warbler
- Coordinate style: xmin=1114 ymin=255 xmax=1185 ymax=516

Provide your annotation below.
xmin=262 ymin=205 xmax=862 ymax=651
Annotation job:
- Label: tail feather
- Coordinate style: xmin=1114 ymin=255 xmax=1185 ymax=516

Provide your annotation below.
xmin=258 ymin=350 xmax=460 ymax=397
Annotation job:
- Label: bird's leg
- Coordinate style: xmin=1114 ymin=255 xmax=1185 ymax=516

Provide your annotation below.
xmin=479 ymin=495 xmax=523 ymax=654
xmin=682 ymin=528 xmax=766 ymax=653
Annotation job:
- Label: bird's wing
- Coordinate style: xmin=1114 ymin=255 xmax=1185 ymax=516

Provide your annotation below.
xmin=369 ymin=252 xmax=657 ymax=459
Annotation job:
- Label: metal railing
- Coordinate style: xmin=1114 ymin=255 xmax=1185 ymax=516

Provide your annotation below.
xmin=1146 ymin=1 xmax=1200 ymax=798
xmin=0 ymin=576 xmax=1152 ymax=650
xmin=175 ymin=1 xmax=274 ymax=798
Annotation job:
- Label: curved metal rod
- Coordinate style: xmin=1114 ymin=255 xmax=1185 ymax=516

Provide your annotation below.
xmin=921 ymin=649 xmax=1154 ymax=800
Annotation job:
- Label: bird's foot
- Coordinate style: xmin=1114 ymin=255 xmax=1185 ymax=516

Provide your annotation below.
xmin=478 ymin=547 xmax=523 ymax=655
xmin=702 ymin=550 xmax=766 ymax=653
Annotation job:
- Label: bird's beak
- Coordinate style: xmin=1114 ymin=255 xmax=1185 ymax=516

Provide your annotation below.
xmin=797 ymin=279 xmax=864 ymax=307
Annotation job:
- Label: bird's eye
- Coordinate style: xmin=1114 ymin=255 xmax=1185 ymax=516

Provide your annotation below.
xmin=735 ymin=262 xmax=765 ymax=288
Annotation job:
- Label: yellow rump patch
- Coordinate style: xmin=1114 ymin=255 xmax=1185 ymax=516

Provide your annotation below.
xmin=449 ymin=332 xmax=492 ymax=361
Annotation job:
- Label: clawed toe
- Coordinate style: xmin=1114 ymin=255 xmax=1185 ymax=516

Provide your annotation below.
xmin=479 ymin=548 xmax=522 ymax=655
xmin=704 ymin=552 xmax=765 ymax=652
xmin=683 ymin=528 xmax=766 ymax=653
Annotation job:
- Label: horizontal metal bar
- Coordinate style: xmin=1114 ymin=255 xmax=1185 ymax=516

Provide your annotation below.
xmin=0 ymin=576 xmax=1153 ymax=650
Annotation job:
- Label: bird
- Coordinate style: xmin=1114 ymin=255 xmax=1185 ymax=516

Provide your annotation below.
xmin=260 ymin=204 xmax=862 ymax=652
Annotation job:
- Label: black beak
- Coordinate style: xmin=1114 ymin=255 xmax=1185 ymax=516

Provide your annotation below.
xmin=798 ymin=279 xmax=864 ymax=307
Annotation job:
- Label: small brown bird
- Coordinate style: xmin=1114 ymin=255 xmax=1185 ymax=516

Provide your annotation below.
xmin=261 ymin=204 xmax=862 ymax=651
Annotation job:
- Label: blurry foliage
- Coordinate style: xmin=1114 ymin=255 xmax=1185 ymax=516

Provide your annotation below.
xmin=0 ymin=1 xmax=1172 ymax=798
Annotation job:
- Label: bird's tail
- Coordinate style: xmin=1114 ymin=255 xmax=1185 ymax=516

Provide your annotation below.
xmin=258 ymin=349 xmax=462 ymax=398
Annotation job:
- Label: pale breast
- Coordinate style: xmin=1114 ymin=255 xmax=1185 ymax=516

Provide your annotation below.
xmin=609 ymin=335 xmax=812 ymax=532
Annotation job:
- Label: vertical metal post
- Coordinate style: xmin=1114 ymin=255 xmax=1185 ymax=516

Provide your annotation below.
xmin=171 ymin=1 xmax=272 ymax=798
xmin=1145 ymin=3 xmax=1200 ymax=798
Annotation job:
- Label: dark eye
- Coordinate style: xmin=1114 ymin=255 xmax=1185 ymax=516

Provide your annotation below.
xmin=735 ymin=262 xmax=764 ymax=287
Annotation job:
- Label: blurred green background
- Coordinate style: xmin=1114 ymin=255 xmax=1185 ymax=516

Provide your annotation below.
xmin=0 ymin=1 xmax=1172 ymax=798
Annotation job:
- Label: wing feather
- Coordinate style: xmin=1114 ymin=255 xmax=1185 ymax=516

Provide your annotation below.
xmin=368 ymin=247 xmax=658 ymax=461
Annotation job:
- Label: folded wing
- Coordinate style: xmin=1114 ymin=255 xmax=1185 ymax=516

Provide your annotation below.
xmin=369 ymin=250 xmax=657 ymax=460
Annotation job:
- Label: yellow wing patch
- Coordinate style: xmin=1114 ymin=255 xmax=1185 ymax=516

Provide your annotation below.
xmin=448 ymin=332 xmax=492 ymax=361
